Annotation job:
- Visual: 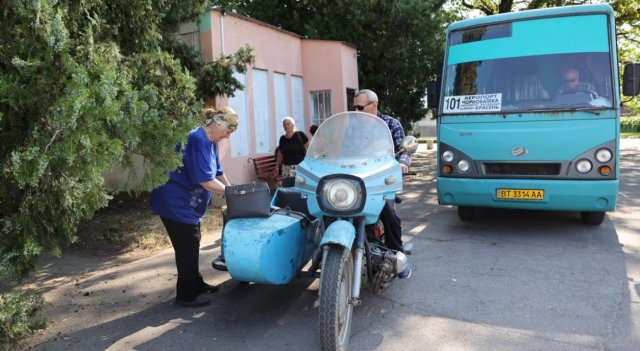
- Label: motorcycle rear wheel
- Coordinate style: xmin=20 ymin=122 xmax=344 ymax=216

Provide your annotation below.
xmin=319 ymin=246 xmax=354 ymax=351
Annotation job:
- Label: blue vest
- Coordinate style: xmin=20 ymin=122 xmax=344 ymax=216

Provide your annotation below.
xmin=150 ymin=127 xmax=223 ymax=224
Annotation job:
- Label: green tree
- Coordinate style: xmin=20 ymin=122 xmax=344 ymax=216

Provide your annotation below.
xmin=0 ymin=0 xmax=254 ymax=280
xmin=214 ymin=0 xmax=452 ymax=126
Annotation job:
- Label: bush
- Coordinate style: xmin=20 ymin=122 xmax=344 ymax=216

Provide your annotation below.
xmin=621 ymin=117 xmax=640 ymax=133
xmin=0 ymin=290 xmax=46 ymax=350
xmin=0 ymin=1 xmax=253 ymax=280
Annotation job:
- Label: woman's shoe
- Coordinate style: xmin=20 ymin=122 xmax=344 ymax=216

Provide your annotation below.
xmin=212 ymin=256 xmax=227 ymax=271
xmin=175 ymin=297 xmax=210 ymax=307
xmin=201 ymin=283 xmax=219 ymax=294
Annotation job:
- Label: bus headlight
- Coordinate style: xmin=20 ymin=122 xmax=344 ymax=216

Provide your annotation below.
xmin=317 ymin=175 xmax=365 ymax=214
xmin=442 ymin=150 xmax=454 ymax=162
xmin=576 ymin=159 xmax=592 ymax=174
xmin=457 ymin=159 xmax=470 ymax=173
xmin=595 ymin=148 xmax=612 ymax=163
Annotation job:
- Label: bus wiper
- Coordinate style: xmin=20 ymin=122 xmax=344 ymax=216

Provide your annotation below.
xmin=552 ymin=105 xmax=601 ymax=115
xmin=568 ymin=107 xmax=600 ymax=115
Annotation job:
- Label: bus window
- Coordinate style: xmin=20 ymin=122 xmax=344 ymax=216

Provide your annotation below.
xmin=443 ymin=52 xmax=614 ymax=114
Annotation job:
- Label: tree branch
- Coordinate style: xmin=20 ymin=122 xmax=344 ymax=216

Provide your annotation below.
xmin=498 ymin=0 xmax=513 ymax=14
xmin=45 ymin=129 xmax=62 ymax=152
xmin=618 ymin=31 xmax=640 ymax=44
xmin=478 ymin=0 xmax=495 ymax=15
xmin=460 ymin=0 xmax=476 ymax=10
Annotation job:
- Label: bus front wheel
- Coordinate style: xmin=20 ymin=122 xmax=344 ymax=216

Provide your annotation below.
xmin=458 ymin=206 xmax=475 ymax=221
xmin=580 ymin=211 xmax=605 ymax=225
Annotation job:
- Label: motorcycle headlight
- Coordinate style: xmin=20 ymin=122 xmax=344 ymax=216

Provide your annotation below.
xmin=317 ymin=175 xmax=365 ymax=214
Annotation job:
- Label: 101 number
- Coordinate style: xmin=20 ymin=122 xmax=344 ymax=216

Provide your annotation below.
xmin=444 ymin=97 xmax=461 ymax=111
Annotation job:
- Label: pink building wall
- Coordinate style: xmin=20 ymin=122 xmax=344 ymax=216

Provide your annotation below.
xmin=197 ymin=10 xmax=359 ymax=185
xmin=302 ymin=40 xmax=359 ymax=114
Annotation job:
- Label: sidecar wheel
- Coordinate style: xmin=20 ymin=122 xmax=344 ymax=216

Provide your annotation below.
xmin=319 ymin=246 xmax=354 ymax=351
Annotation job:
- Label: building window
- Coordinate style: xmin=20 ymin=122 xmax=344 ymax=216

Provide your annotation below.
xmin=228 ymin=71 xmax=250 ymax=157
xmin=252 ymin=68 xmax=271 ymax=154
xmin=274 ymin=72 xmax=290 ymax=143
xmin=292 ymin=76 xmax=305 ymax=133
xmin=346 ymin=88 xmax=356 ymax=111
xmin=178 ymin=32 xmax=200 ymax=52
xmin=310 ymin=90 xmax=332 ymax=126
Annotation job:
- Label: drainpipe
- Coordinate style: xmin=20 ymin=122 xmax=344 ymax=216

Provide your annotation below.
xmin=220 ymin=9 xmax=226 ymax=54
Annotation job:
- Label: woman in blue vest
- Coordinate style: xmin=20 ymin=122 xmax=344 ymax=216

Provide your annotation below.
xmin=151 ymin=107 xmax=238 ymax=307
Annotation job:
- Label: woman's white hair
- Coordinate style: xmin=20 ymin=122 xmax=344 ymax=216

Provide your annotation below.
xmin=282 ymin=116 xmax=298 ymax=132
xmin=282 ymin=116 xmax=296 ymax=128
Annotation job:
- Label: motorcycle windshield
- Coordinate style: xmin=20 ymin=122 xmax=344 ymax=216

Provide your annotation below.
xmin=307 ymin=112 xmax=394 ymax=162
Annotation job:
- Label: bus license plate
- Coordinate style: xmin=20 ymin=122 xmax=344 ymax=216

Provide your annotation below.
xmin=496 ymin=188 xmax=544 ymax=200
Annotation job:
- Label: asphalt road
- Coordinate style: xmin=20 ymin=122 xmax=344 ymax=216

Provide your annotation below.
xmin=28 ymin=140 xmax=640 ymax=351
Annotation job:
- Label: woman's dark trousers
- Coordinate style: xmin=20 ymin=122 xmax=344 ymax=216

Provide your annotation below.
xmin=161 ymin=217 xmax=206 ymax=301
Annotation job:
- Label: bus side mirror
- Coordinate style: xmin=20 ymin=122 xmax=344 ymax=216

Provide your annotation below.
xmin=622 ymin=63 xmax=640 ymax=96
xmin=427 ymin=80 xmax=440 ymax=109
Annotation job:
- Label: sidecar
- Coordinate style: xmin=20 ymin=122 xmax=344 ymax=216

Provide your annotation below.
xmin=222 ymin=188 xmax=320 ymax=285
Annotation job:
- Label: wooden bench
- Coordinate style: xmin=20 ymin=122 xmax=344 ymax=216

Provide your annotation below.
xmin=248 ymin=154 xmax=282 ymax=191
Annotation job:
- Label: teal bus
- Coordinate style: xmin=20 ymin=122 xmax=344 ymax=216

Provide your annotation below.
xmin=430 ymin=4 xmax=639 ymax=225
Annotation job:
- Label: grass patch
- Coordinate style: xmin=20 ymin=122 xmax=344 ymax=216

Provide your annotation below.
xmin=0 ymin=289 xmax=46 ymax=350
xmin=621 ymin=116 xmax=640 ymax=133
xmin=621 ymin=132 xmax=640 ymax=138
xmin=70 ymin=192 xmax=223 ymax=258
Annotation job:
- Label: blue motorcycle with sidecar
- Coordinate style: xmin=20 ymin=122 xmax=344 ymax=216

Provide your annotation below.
xmin=215 ymin=111 xmax=417 ymax=351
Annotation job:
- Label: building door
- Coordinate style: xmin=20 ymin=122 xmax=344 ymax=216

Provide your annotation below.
xmin=346 ymin=88 xmax=356 ymax=111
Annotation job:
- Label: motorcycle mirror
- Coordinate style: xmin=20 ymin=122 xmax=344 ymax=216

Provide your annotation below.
xmin=400 ymin=136 xmax=419 ymax=155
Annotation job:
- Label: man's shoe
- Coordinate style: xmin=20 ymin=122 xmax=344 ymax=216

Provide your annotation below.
xmin=402 ymin=243 xmax=414 ymax=255
xmin=398 ymin=265 xmax=412 ymax=279
xmin=201 ymin=283 xmax=219 ymax=294
xmin=175 ymin=297 xmax=210 ymax=307
xmin=212 ymin=256 xmax=227 ymax=271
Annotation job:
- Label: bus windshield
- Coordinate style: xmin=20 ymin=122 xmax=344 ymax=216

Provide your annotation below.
xmin=442 ymin=53 xmax=613 ymax=114
xmin=442 ymin=14 xmax=614 ymax=114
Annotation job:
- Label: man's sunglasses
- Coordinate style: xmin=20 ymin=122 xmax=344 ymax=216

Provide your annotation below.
xmin=354 ymin=101 xmax=374 ymax=111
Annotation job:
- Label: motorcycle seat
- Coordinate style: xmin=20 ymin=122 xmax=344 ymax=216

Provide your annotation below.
xmin=273 ymin=188 xmax=316 ymax=222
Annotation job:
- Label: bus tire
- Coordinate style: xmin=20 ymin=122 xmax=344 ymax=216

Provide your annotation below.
xmin=458 ymin=206 xmax=475 ymax=221
xmin=580 ymin=211 xmax=605 ymax=225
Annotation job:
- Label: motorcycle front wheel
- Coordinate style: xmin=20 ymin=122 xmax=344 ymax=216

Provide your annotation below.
xmin=319 ymin=246 xmax=354 ymax=351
